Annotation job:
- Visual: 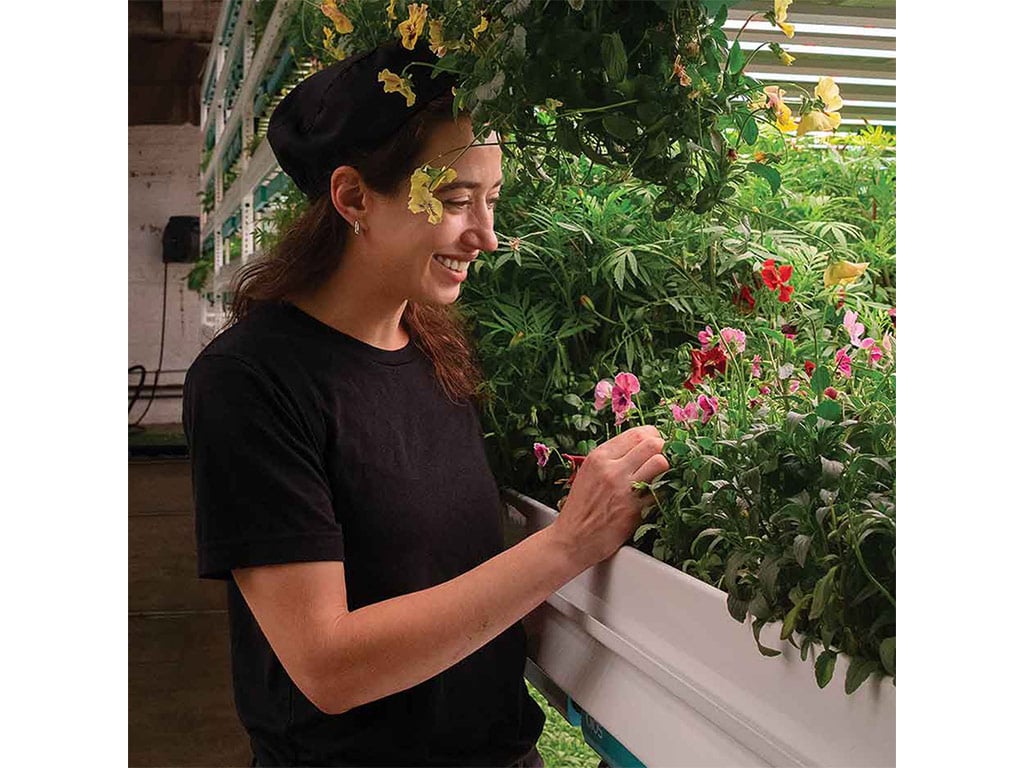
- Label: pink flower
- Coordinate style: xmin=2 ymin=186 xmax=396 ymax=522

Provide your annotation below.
xmin=697 ymin=394 xmax=718 ymax=424
xmin=863 ymin=339 xmax=884 ymax=365
xmin=759 ymin=385 xmax=771 ymax=395
xmin=671 ymin=401 xmax=699 ymax=424
xmin=823 ymin=386 xmax=839 ymax=400
xmin=835 ymin=348 xmax=853 ymax=379
xmin=533 ymin=442 xmax=551 ymax=467
xmin=594 ymin=379 xmax=613 ymax=411
xmin=697 ymin=325 xmax=714 ymax=350
xmin=788 ymin=380 xmax=800 ymax=394
xmin=720 ymin=327 xmax=747 ymax=354
xmin=881 ymin=332 xmax=893 ymax=354
xmin=843 ymin=310 xmax=865 ymax=347
xmin=751 ymin=354 xmax=762 ymax=379
xmin=611 ymin=372 xmax=641 ymax=425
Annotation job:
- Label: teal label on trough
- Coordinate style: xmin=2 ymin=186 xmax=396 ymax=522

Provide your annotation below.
xmin=567 ymin=697 xmax=646 ymax=768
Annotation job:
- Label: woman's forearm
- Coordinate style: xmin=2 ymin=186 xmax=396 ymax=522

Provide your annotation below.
xmin=309 ymin=524 xmax=581 ymax=714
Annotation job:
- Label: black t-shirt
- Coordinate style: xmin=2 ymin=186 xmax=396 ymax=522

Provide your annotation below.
xmin=183 ymin=301 xmax=544 ymax=767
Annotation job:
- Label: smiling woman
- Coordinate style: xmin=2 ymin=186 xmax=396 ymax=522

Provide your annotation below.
xmin=183 ymin=35 xmax=670 ymax=768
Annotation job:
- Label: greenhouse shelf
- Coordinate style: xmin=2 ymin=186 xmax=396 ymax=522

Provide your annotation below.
xmin=502 ymin=490 xmax=895 ymax=768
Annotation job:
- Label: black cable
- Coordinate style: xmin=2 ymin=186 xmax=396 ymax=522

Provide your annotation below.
xmin=131 ymin=261 xmax=169 ymax=428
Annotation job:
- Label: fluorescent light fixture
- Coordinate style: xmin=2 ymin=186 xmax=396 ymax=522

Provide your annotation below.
xmin=723 ymin=20 xmax=896 ymax=38
xmin=739 ymin=41 xmax=896 ymax=59
xmin=747 ymin=71 xmax=896 ymax=87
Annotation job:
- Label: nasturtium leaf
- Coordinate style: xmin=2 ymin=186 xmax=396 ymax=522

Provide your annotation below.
xmin=667 ymin=440 xmax=688 ymax=456
xmin=810 ymin=365 xmax=831 ymax=395
xmin=879 ymin=637 xmax=896 ymax=676
xmin=747 ymin=162 xmax=781 ymax=194
xmin=815 ymin=650 xmax=837 ymax=688
xmin=793 ymin=534 xmax=813 ymax=567
xmin=845 ymin=657 xmax=880 ymax=694
xmin=815 ymin=399 xmax=842 ymax=422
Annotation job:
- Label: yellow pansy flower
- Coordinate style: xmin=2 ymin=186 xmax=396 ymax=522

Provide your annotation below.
xmin=387 ymin=0 xmax=398 ymax=22
xmin=775 ymin=101 xmax=798 ymax=132
xmin=473 ymin=15 xmax=489 ymax=38
xmin=322 ymin=26 xmax=347 ymax=60
xmin=320 ymin=0 xmax=353 ymax=35
xmin=775 ymin=0 xmax=793 ymax=23
xmin=408 ymin=166 xmax=458 ymax=225
xmin=398 ymin=3 xmax=428 ymax=50
xmin=815 ymin=76 xmax=843 ymax=113
xmin=378 ymin=68 xmax=416 ymax=107
xmin=428 ymin=19 xmax=447 ymax=56
xmin=796 ymin=109 xmax=841 ymax=135
xmin=778 ymin=49 xmax=795 ymax=65
xmin=778 ymin=20 xmax=795 ymax=37
xmin=824 ymin=260 xmax=869 ymax=287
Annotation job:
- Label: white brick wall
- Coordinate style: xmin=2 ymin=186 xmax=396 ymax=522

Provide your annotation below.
xmin=129 ymin=124 xmax=206 ymax=426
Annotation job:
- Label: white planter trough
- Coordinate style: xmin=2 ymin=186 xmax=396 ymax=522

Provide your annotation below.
xmin=502 ymin=490 xmax=895 ymax=768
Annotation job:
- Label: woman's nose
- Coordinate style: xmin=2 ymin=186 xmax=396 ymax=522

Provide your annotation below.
xmin=462 ymin=204 xmax=499 ymax=253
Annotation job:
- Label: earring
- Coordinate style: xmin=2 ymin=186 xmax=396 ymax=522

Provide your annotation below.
xmin=353 ymin=220 xmax=361 ymax=235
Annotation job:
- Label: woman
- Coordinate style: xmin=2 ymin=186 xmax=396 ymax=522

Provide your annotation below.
xmin=184 ymin=40 xmax=668 ymax=768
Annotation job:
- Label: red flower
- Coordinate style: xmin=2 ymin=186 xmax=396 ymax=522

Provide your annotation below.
xmin=761 ymin=259 xmax=794 ymax=302
xmin=732 ymin=284 xmax=756 ymax=313
xmin=683 ymin=345 xmax=728 ymax=391
xmin=559 ymin=454 xmax=588 ymax=487
xmin=823 ymin=387 xmax=839 ymax=400
xmin=781 ymin=323 xmax=798 ymax=339
xmin=804 ymin=360 xmax=816 ymax=376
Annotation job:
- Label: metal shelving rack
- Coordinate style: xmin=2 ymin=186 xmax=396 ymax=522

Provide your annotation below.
xmin=198 ymin=0 xmax=305 ymax=334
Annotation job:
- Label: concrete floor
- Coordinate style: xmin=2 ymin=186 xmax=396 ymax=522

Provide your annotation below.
xmin=129 ymin=458 xmax=251 ymax=767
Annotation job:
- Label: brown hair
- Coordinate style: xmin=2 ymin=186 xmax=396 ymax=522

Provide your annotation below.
xmin=229 ymin=95 xmax=486 ymax=405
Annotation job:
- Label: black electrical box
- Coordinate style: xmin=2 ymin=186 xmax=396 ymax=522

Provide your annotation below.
xmin=162 ymin=216 xmax=200 ymax=263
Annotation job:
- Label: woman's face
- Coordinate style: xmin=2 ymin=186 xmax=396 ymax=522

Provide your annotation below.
xmin=363 ymin=117 xmax=502 ymax=307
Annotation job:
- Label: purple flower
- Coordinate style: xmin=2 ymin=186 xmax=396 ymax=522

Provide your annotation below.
xmin=697 ymin=394 xmax=719 ymax=424
xmin=533 ymin=442 xmax=551 ymax=467
xmin=671 ymin=401 xmax=699 ymax=424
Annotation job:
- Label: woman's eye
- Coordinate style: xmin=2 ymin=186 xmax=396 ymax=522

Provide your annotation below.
xmin=487 ymin=198 xmax=500 ymax=209
xmin=444 ymin=199 xmax=472 ymax=209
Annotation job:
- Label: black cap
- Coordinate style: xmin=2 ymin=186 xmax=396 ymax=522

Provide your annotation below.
xmin=267 ymin=40 xmax=457 ymax=198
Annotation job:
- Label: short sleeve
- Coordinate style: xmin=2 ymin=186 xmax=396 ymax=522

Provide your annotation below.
xmin=183 ymin=353 xmax=344 ymax=579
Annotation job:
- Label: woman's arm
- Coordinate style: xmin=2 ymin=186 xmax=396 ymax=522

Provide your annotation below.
xmin=233 ymin=425 xmax=668 ymax=715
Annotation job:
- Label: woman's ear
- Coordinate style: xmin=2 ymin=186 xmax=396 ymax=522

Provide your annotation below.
xmin=328 ymin=166 xmax=368 ymax=227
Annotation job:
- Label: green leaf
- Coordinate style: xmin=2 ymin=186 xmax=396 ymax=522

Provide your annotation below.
xmin=711 ymin=1 xmax=729 ymax=28
xmin=815 ymin=650 xmax=837 ymax=688
xmin=820 ymin=456 xmax=844 ymax=485
xmin=633 ymin=523 xmax=659 ymax=542
xmin=793 ymin=534 xmax=813 ymax=567
xmin=809 ymin=566 xmax=837 ymax=620
xmin=810 ymin=365 xmax=831 ymax=396
xmin=845 ymin=657 xmax=880 ymax=694
xmin=748 ymin=593 xmax=772 ymax=621
xmin=600 ymin=33 xmax=628 ymax=83
xmin=740 ymin=114 xmax=759 ymax=145
xmin=667 ymin=440 xmax=688 ymax=456
xmin=752 ymin=619 xmax=782 ymax=657
xmin=726 ymin=591 xmax=749 ymax=622
xmin=781 ymin=596 xmax=810 ymax=640
xmin=879 ymin=637 xmax=896 ymax=676
xmin=696 ymin=436 xmax=714 ymax=450
xmin=563 ymin=393 xmax=584 ymax=409
xmin=747 ymin=162 xmax=781 ymax=195
xmin=727 ymin=40 xmax=745 ymax=75
xmin=815 ymin=399 xmax=842 ymax=422
xmin=602 ymin=114 xmax=637 ymax=142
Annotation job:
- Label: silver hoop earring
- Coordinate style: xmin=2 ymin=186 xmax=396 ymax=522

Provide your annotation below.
xmin=353 ymin=220 xmax=361 ymax=235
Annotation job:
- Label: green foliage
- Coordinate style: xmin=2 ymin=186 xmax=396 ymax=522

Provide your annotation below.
xmin=464 ymin=128 xmax=896 ymax=694
xmin=526 ymin=681 xmax=600 ymax=768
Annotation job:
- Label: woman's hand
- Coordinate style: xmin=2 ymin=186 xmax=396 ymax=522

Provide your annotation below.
xmin=550 ymin=425 xmax=670 ymax=571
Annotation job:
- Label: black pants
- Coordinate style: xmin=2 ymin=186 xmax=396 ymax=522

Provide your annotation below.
xmin=250 ymin=744 xmax=544 ymax=768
